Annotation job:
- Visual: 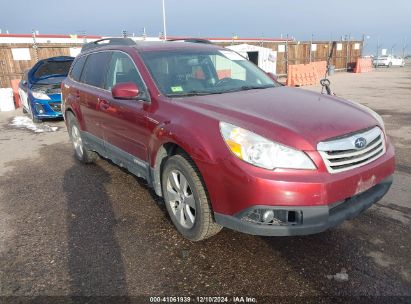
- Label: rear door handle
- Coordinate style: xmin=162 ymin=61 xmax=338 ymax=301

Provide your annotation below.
xmin=98 ymin=98 xmax=110 ymax=110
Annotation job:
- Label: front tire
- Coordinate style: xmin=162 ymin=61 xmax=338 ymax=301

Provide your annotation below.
xmin=28 ymin=104 xmax=41 ymax=123
xmin=162 ymin=154 xmax=222 ymax=241
xmin=67 ymin=112 xmax=98 ymax=164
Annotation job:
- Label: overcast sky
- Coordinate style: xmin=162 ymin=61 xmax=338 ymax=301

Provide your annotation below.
xmin=0 ymin=0 xmax=410 ymax=55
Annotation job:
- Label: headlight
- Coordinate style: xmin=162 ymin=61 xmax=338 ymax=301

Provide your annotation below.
xmin=32 ymin=91 xmax=51 ymax=100
xmin=219 ymin=122 xmax=316 ymax=170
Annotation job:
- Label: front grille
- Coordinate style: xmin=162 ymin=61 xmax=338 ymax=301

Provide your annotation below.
xmin=48 ymin=102 xmax=61 ymax=113
xmin=318 ymin=126 xmax=386 ymax=173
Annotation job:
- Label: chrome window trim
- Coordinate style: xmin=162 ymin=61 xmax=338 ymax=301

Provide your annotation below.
xmin=67 ymin=49 xmax=150 ymax=100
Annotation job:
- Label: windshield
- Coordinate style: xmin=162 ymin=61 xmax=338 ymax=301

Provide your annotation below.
xmin=140 ymin=49 xmax=277 ymax=97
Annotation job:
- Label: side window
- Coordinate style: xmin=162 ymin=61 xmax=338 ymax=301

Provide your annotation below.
xmin=80 ymin=52 xmax=111 ymax=88
xmin=70 ymin=55 xmax=87 ymax=82
xmin=105 ymin=52 xmax=147 ymax=98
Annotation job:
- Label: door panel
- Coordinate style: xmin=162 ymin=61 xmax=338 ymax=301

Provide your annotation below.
xmin=100 ymin=51 xmax=151 ymax=163
xmin=79 ymin=85 xmax=107 ymax=140
xmin=99 ymin=91 xmax=150 ymax=163
xmin=77 ymin=51 xmax=111 ymax=141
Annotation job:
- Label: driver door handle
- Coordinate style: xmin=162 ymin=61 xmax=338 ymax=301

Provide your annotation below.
xmin=98 ymin=97 xmax=110 ymax=110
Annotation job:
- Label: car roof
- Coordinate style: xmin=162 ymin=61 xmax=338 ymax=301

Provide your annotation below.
xmin=80 ymin=40 xmax=222 ymax=55
xmin=135 ymin=41 xmax=221 ymax=52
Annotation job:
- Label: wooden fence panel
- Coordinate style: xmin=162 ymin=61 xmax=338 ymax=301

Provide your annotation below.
xmin=0 ymin=43 xmax=81 ymax=87
xmin=0 ymin=40 xmax=363 ymax=87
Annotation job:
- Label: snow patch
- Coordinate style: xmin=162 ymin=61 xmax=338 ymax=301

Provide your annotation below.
xmin=326 ymin=268 xmax=349 ymax=282
xmin=9 ymin=116 xmax=58 ymax=133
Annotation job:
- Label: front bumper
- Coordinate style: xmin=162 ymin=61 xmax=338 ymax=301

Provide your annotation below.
xmin=30 ymin=98 xmax=63 ymax=119
xmin=214 ymin=175 xmax=393 ymax=236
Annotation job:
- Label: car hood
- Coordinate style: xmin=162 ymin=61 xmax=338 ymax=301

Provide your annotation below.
xmin=177 ymin=87 xmax=379 ymax=150
xmin=28 ymin=56 xmax=73 ymax=84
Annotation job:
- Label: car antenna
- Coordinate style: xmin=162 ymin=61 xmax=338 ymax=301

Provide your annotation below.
xmin=321 ymin=41 xmax=337 ymax=95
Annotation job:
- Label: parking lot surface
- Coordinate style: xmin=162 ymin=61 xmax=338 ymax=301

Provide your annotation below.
xmin=0 ymin=63 xmax=410 ymax=302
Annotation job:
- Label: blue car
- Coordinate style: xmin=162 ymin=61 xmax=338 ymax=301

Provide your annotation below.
xmin=18 ymin=56 xmax=74 ymax=123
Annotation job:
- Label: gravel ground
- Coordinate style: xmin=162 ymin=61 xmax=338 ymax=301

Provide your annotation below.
xmin=0 ymin=62 xmax=410 ymax=303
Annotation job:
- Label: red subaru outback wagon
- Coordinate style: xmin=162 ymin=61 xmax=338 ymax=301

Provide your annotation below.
xmin=62 ymin=38 xmax=395 ymax=241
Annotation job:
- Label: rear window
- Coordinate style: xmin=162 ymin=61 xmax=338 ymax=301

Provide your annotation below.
xmin=70 ymin=56 xmax=87 ymax=82
xmin=34 ymin=60 xmax=73 ymax=79
xmin=80 ymin=52 xmax=111 ymax=88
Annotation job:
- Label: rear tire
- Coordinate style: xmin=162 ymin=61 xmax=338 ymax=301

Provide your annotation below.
xmin=67 ymin=112 xmax=98 ymax=164
xmin=162 ymin=154 xmax=222 ymax=241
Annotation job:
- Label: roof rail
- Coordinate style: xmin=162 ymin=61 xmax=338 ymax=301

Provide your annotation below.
xmin=81 ymin=38 xmax=137 ymax=52
xmin=167 ymin=38 xmax=214 ymax=44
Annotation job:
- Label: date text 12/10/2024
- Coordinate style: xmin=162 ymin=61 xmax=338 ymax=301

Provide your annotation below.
xmin=149 ymin=296 xmax=257 ymax=303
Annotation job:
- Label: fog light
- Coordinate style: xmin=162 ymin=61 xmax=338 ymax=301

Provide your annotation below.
xmin=34 ymin=104 xmax=44 ymax=114
xmin=262 ymin=210 xmax=274 ymax=223
xmin=241 ymin=208 xmax=303 ymax=226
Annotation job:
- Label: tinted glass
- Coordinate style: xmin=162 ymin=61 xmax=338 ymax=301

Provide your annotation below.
xmin=70 ymin=55 xmax=86 ymax=82
xmin=105 ymin=52 xmax=143 ymax=88
xmin=105 ymin=52 xmax=148 ymax=99
xmin=141 ymin=49 xmax=276 ymax=97
xmin=80 ymin=52 xmax=111 ymax=88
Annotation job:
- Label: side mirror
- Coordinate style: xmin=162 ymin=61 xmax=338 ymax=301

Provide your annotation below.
xmin=112 ymin=82 xmax=140 ymax=100
xmin=267 ymin=72 xmax=278 ymax=81
xmin=22 ymin=80 xmax=27 ymax=86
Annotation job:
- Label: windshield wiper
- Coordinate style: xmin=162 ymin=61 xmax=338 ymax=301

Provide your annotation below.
xmin=239 ymin=84 xmax=275 ymax=90
xmin=221 ymin=85 xmax=275 ymax=94
xmin=167 ymin=90 xmax=223 ymax=97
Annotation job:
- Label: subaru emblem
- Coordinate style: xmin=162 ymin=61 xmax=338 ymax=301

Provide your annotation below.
xmin=354 ymin=137 xmax=367 ymax=149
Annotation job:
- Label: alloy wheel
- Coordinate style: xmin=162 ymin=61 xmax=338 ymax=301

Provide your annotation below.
xmin=166 ymin=169 xmax=196 ymax=229
xmin=71 ymin=125 xmax=84 ymax=158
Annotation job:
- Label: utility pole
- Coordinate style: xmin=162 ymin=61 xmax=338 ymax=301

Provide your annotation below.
xmin=402 ymin=37 xmax=408 ymax=58
xmin=285 ymin=33 xmax=289 ymax=75
xmin=361 ymin=33 xmax=365 ymax=57
xmin=162 ymin=0 xmax=167 ymax=41
xmin=376 ymin=37 xmax=380 ymax=56
xmin=376 ymin=37 xmax=380 ymax=69
xmin=346 ymin=33 xmax=351 ymax=70
xmin=142 ymin=27 xmax=147 ymax=40
xmin=309 ymin=34 xmax=313 ymax=63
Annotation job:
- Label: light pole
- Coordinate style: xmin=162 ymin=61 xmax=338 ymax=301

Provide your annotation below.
xmin=362 ymin=34 xmax=370 ymax=57
xmin=162 ymin=0 xmax=167 ymax=41
xmin=391 ymin=44 xmax=396 ymax=55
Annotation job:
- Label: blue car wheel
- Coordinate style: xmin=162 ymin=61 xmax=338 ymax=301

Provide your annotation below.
xmin=28 ymin=102 xmax=42 ymax=123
